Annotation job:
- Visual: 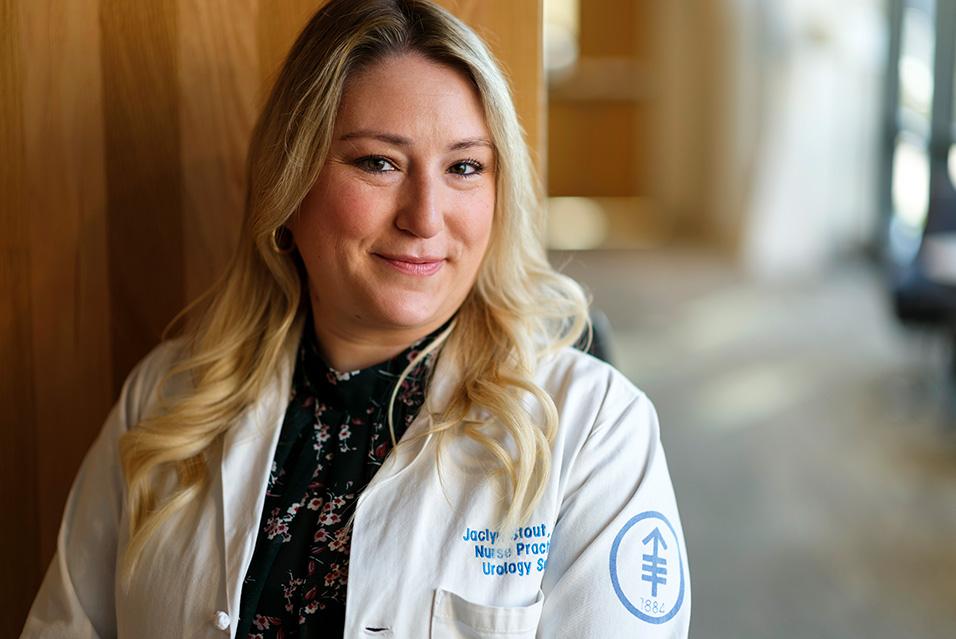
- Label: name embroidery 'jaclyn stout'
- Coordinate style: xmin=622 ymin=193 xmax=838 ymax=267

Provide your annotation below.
xmin=462 ymin=524 xmax=553 ymax=577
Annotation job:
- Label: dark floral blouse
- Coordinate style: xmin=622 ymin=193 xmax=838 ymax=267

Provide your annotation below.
xmin=234 ymin=317 xmax=441 ymax=638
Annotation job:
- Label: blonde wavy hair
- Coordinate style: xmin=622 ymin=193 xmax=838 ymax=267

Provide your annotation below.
xmin=119 ymin=0 xmax=589 ymax=578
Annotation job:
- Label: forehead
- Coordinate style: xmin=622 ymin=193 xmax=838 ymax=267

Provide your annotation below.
xmin=334 ymin=52 xmax=490 ymax=141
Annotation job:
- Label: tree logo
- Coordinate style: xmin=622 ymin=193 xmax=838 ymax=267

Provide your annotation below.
xmin=609 ymin=510 xmax=686 ymax=624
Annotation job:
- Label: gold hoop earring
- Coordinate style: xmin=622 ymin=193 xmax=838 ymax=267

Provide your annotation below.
xmin=271 ymin=225 xmax=294 ymax=254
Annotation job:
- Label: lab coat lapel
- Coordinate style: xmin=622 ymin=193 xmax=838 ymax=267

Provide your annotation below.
xmin=219 ymin=334 xmax=298 ymax=624
xmin=354 ymin=346 xmax=459 ymax=498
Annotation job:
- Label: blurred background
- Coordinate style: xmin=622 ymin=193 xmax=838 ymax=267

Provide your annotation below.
xmin=3 ymin=0 xmax=956 ymax=636
xmin=543 ymin=0 xmax=956 ymax=637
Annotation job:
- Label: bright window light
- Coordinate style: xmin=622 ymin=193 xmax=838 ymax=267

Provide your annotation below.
xmin=892 ymin=136 xmax=930 ymax=230
xmin=544 ymin=0 xmax=579 ymax=80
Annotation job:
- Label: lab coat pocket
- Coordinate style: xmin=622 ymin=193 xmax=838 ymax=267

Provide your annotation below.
xmin=430 ymin=587 xmax=544 ymax=638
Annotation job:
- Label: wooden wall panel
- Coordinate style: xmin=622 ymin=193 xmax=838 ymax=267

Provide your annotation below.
xmin=22 ymin=0 xmax=112 ymax=567
xmin=5 ymin=0 xmax=543 ymax=630
xmin=548 ymin=100 xmax=651 ymax=196
xmin=101 ymin=0 xmax=185 ymax=387
xmin=258 ymin=0 xmax=324 ymax=91
xmin=0 ymin=0 xmax=40 ymax=624
xmin=178 ymin=0 xmax=259 ymax=300
xmin=578 ymin=0 xmax=642 ymax=58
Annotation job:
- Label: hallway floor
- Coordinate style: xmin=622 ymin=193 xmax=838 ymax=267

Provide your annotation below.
xmin=556 ymin=247 xmax=956 ymax=639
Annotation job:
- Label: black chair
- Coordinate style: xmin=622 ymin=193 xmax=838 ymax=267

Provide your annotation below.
xmin=575 ymin=308 xmax=615 ymax=366
xmin=892 ymin=167 xmax=956 ymax=332
xmin=883 ymin=0 xmax=956 ymax=376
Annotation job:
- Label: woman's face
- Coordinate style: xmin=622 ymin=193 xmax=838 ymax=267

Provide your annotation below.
xmin=291 ymin=52 xmax=496 ymax=346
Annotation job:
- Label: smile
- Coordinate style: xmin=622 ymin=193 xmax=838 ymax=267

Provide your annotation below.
xmin=374 ymin=254 xmax=445 ymax=276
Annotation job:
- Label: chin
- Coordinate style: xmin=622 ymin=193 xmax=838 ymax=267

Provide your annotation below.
xmin=370 ymin=298 xmax=453 ymax=333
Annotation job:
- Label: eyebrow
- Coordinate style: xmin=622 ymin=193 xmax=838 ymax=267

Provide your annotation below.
xmin=338 ymin=129 xmax=493 ymax=152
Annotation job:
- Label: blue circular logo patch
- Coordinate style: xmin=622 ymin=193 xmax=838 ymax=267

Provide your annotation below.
xmin=609 ymin=510 xmax=685 ymax=624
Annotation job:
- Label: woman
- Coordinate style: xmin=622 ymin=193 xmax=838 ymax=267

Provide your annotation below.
xmin=20 ymin=1 xmax=689 ymax=637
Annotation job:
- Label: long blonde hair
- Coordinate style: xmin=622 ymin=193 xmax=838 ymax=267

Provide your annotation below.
xmin=119 ymin=0 xmax=589 ymax=577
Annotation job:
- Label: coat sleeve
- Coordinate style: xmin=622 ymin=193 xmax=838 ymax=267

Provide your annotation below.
xmin=19 ymin=346 xmax=170 ymax=639
xmin=537 ymin=387 xmax=691 ymax=638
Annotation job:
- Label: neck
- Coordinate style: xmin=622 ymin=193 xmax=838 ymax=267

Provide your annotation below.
xmin=308 ymin=309 xmax=448 ymax=372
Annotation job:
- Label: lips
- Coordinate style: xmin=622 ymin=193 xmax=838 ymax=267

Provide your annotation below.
xmin=374 ymin=253 xmax=445 ymax=276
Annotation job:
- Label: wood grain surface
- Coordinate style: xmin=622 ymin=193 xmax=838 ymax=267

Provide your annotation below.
xmin=2 ymin=0 xmax=543 ymax=629
xmin=1 ymin=0 xmax=40 ymax=621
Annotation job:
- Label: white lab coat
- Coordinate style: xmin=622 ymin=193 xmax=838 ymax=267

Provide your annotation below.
xmin=20 ymin=330 xmax=691 ymax=638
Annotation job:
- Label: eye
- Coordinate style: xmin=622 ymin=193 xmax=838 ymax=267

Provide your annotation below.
xmin=448 ymin=159 xmax=483 ymax=177
xmin=355 ymin=156 xmax=398 ymax=173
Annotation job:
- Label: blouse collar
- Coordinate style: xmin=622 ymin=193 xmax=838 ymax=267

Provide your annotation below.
xmin=295 ymin=309 xmax=451 ymax=412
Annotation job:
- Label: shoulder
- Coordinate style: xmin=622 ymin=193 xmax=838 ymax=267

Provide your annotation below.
xmin=534 ymin=347 xmax=661 ymax=465
xmin=536 ymin=346 xmax=650 ymax=421
xmin=117 ymin=337 xmax=190 ymax=429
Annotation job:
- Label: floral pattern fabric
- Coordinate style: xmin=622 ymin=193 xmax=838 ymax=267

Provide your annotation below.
xmin=235 ymin=318 xmax=439 ymax=638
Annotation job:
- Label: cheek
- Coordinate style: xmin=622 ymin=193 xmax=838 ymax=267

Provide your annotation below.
xmin=295 ymin=181 xmax=385 ymax=250
xmin=465 ymin=192 xmax=495 ymax=258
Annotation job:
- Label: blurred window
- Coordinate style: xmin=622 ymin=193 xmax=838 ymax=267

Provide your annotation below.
xmin=949 ymin=143 xmax=956 ymax=190
xmin=544 ymin=0 xmax=579 ymax=81
xmin=951 ymin=4 xmax=956 ymax=191
xmin=898 ymin=1 xmax=935 ymax=131
xmin=890 ymin=0 xmax=935 ymax=258
xmin=892 ymin=134 xmax=930 ymax=230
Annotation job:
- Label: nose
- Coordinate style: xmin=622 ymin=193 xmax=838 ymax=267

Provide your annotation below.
xmin=395 ymin=171 xmax=443 ymax=239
